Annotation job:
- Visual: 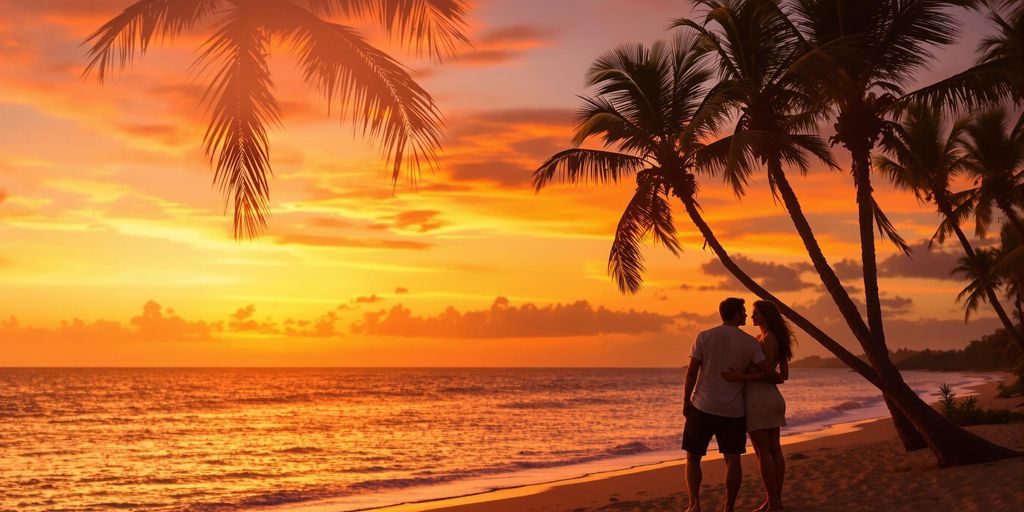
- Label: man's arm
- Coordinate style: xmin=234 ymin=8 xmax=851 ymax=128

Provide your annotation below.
xmin=684 ymin=357 xmax=700 ymax=416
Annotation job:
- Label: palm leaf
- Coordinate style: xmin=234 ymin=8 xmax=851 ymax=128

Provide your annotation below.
xmin=262 ymin=0 xmax=445 ymax=183
xmin=305 ymin=0 xmax=469 ymax=60
xmin=532 ymin=149 xmax=646 ymax=191
xmin=83 ymin=0 xmax=222 ymax=81
xmin=608 ymin=173 xmax=679 ymax=294
xmin=196 ymin=6 xmax=281 ymax=239
xmin=872 ymin=197 xmax=911 ymax=255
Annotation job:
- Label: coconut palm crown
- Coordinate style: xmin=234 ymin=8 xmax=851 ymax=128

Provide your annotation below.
xmin=84 ymin=0 xmax=469 ymax=238
xmin=532 ymin=35 xmax=729 ymax=294
xmin=954 ymin=107 xmax=1024 ymax=238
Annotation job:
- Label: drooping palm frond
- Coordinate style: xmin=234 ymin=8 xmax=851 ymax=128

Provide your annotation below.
xmin=304 ymin=0 xmax=469 ymax=60
xmin=608 ymin=172 xmax=680 ymax=294
xmin=532 ymin=149 xmax=647 ymax=191
xmin=872 ymin=197 xmax=911 ymax=255
xmin=83 ymin=0 xmax=223 ymax=81
xmin=952 ymin=247 xmax=1003 ymax=321
xmin=264 ymin=0 xmax=444 ymax=182
xmin=196 ymin=7 xmax=280 ymax=239
xmin=85 ymin=0 xmax=461 ymax=238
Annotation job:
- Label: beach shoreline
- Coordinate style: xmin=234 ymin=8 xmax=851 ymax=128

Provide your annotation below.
xmin=256 ymin=371 xmax=1023 ymax=512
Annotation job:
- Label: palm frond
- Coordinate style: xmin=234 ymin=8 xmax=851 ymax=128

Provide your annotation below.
xmin=264 ymin=0 xmax=445 ymax=183
xmin=532 ymin=149 xmax=646 ymax=191
xmin=196 ymin=7 xmax=281 ymax=239
xmin=305 ymin=0 xmax=469 ymax=60
xmin=872 ymin=197 xmax=911 ymax=255
xmin=608 ymin=173 xmax=679 ymax=294
xmin=573 ymin=96 xmax=654 ymax=153
xmin=83 ymin=0 xmax=222 ymax=81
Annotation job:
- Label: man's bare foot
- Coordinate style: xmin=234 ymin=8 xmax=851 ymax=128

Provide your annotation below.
xmin=752 ymin=498 xmax=770 ymax=512
xmin=684 ymin=505 xmax=700 ymax=512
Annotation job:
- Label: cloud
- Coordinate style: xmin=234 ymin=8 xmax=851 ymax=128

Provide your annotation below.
xmin=0 ymin=190 xmax=7 ymax=202
xmin=355 ymin=294 xmax=383 ymax=304
xmin=833 ymin=240 xmax=962 ymax=281
xmin=376 ymin=210 xmax=446 ymax=233
xmin=452 ymin=24 xmax=559 ymax=67
xmin=395 ymin=287 xmax=409 ymax=294
xmin=697 ymin=254 xmax=813 ymax=292
xmin=878 ymin=240 xmax=963 ymax=280
xmin=350 ymin=296 xmax=676 ymax=338
xmin=274 ymin=234 xmax=432 ymax=250
xmin=448 ymin=160 xmax=532 ymax=186
xmin=786 ymin=293 xmax=998 ymax=352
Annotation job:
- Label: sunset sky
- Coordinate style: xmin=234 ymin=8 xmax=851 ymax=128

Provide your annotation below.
xmin=0 ymin=0 xmax=1006 ymax=366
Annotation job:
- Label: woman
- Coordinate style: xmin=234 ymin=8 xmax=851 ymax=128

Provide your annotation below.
xmin=722 ymin=300 xmax=794 ymax=511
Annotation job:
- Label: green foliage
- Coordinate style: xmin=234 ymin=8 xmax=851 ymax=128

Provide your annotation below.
xmin=996 ymin=361 xmax=1024 ymax=398
xmin=792 ymin=327 xmax=1023 ymax=370
xmin=939 ymin=382 xmax=1024 ymax=425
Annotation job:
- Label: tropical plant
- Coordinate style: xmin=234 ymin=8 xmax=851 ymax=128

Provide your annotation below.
xmin=997 ymin=223 xmax=1024 ymax=323
xmin=954 ymin=107 xmax=1024 ymax=238
xmin=876 ymin=102 xmax=1024 ymax=350
xmin=84 ymin=0 xmax=468 ymax=238
xmin=674 ymin=0 xmax=926 ymax=451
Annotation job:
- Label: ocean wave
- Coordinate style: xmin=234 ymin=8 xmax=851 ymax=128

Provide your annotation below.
xmin=277 ymin=446 xmax=324 ymax=454
xmin=786 ymin=396 xmax=883 ymax=427
xmin=603 ymin=441 xmax=654 ymax=456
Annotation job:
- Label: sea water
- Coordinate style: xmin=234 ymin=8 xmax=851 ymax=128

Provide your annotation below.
xmin=0 ymin=368 xmax=989 ymax=511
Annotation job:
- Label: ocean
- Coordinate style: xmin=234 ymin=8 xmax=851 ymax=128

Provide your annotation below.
xmin=0 ymin=368 xmax=988 ymax=511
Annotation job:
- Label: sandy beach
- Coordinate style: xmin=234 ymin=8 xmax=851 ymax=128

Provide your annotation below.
xmin=271 ymin=373 xmax=1024 ymax=512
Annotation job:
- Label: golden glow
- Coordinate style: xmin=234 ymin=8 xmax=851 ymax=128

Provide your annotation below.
xmin=0 ymin=2 xmax=1004 ymax=366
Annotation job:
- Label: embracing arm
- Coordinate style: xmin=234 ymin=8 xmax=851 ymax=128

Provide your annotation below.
xmin=722 ymin=334 xmax=783 ymax=383
xmin=684 ymin=357 xmax=700 ymax=415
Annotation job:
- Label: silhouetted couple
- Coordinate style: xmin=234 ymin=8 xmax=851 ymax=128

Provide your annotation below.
xmin=682 ymin=297 xmax=794 ymax=512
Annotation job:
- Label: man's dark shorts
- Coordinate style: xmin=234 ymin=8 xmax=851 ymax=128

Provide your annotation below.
xmin=682 ymin=406 xmax=747 ymax=455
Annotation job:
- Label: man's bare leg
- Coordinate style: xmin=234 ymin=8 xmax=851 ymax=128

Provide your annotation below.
xmin=685 ymin=451 xmax=703 ymax=512
xmin=723 ymin=453 xmax=742 ymax=512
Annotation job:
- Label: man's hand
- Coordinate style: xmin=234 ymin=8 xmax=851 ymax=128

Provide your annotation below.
xmin=770 ymin=371 xmax=785 ymax=384
xmin=720 ymin=370 xmax=743 ymax=382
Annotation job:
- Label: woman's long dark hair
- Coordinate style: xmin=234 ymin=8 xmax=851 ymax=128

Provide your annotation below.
xmin=753 ymin=300 xmax=795 ymax=362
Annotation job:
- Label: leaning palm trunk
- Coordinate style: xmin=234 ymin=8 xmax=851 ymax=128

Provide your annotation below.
xmin=677 ymin=189 xmax=1021 ymax=465
xmin=937 ymin=194 xmax=1024 ymax=351
xmin=766 ymin=159 xmax=926 ymax=450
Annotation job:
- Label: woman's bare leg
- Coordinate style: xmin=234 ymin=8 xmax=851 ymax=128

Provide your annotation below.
xmin=770 ymin=428 xmax=785 ymax=509
xmin=749 ymin=429 xmax=782 ymax=511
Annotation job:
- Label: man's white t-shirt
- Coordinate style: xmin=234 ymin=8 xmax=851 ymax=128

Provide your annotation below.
xmin=689 ymin=324 xmax=766 ymax=418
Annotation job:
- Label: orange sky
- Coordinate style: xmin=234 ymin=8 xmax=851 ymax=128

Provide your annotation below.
xmin=0 ymin=0 xmax=1007 ymax=366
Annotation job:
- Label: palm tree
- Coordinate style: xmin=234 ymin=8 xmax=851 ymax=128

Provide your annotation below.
xmin=84 ymin=0 xmax=468 ymax=238
xmin=876 ymin=102 xmax=1024 ymax=350
xmin=532 ymin=34 xmax=1019 ymax=466
xmin=951 ymin=247 xmax=1004 ymax=320
xmin=910 ymin=0 xmax=1023 ymax=124
xmin=955 ymin=107 xmax=1024 ymax=238
xmin=997 ymin=224 xmax=1024 ymax=323
xmin=788 ymin=0 xmax=976 ymax=358
xmin=674 ymin=0 xmax=925 ymax=451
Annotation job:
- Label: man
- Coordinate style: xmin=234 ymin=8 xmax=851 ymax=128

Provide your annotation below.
xmin=682 ymin=297 xmax=777 ymax=512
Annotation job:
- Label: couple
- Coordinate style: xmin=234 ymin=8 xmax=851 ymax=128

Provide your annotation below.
xmin=682 ymin=297 xmax=794 ymax=512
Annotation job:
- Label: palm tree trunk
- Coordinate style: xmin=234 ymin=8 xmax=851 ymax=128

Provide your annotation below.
xmin=937 ymin=193 xmax=1024 ymax=352
xmin=679 ymin=193 xmax=1020 ymax=465
xmin=851 ymin=148 xmax=888 ymax=351
xmin=767 ymin=159 xmax=926 ymax=450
